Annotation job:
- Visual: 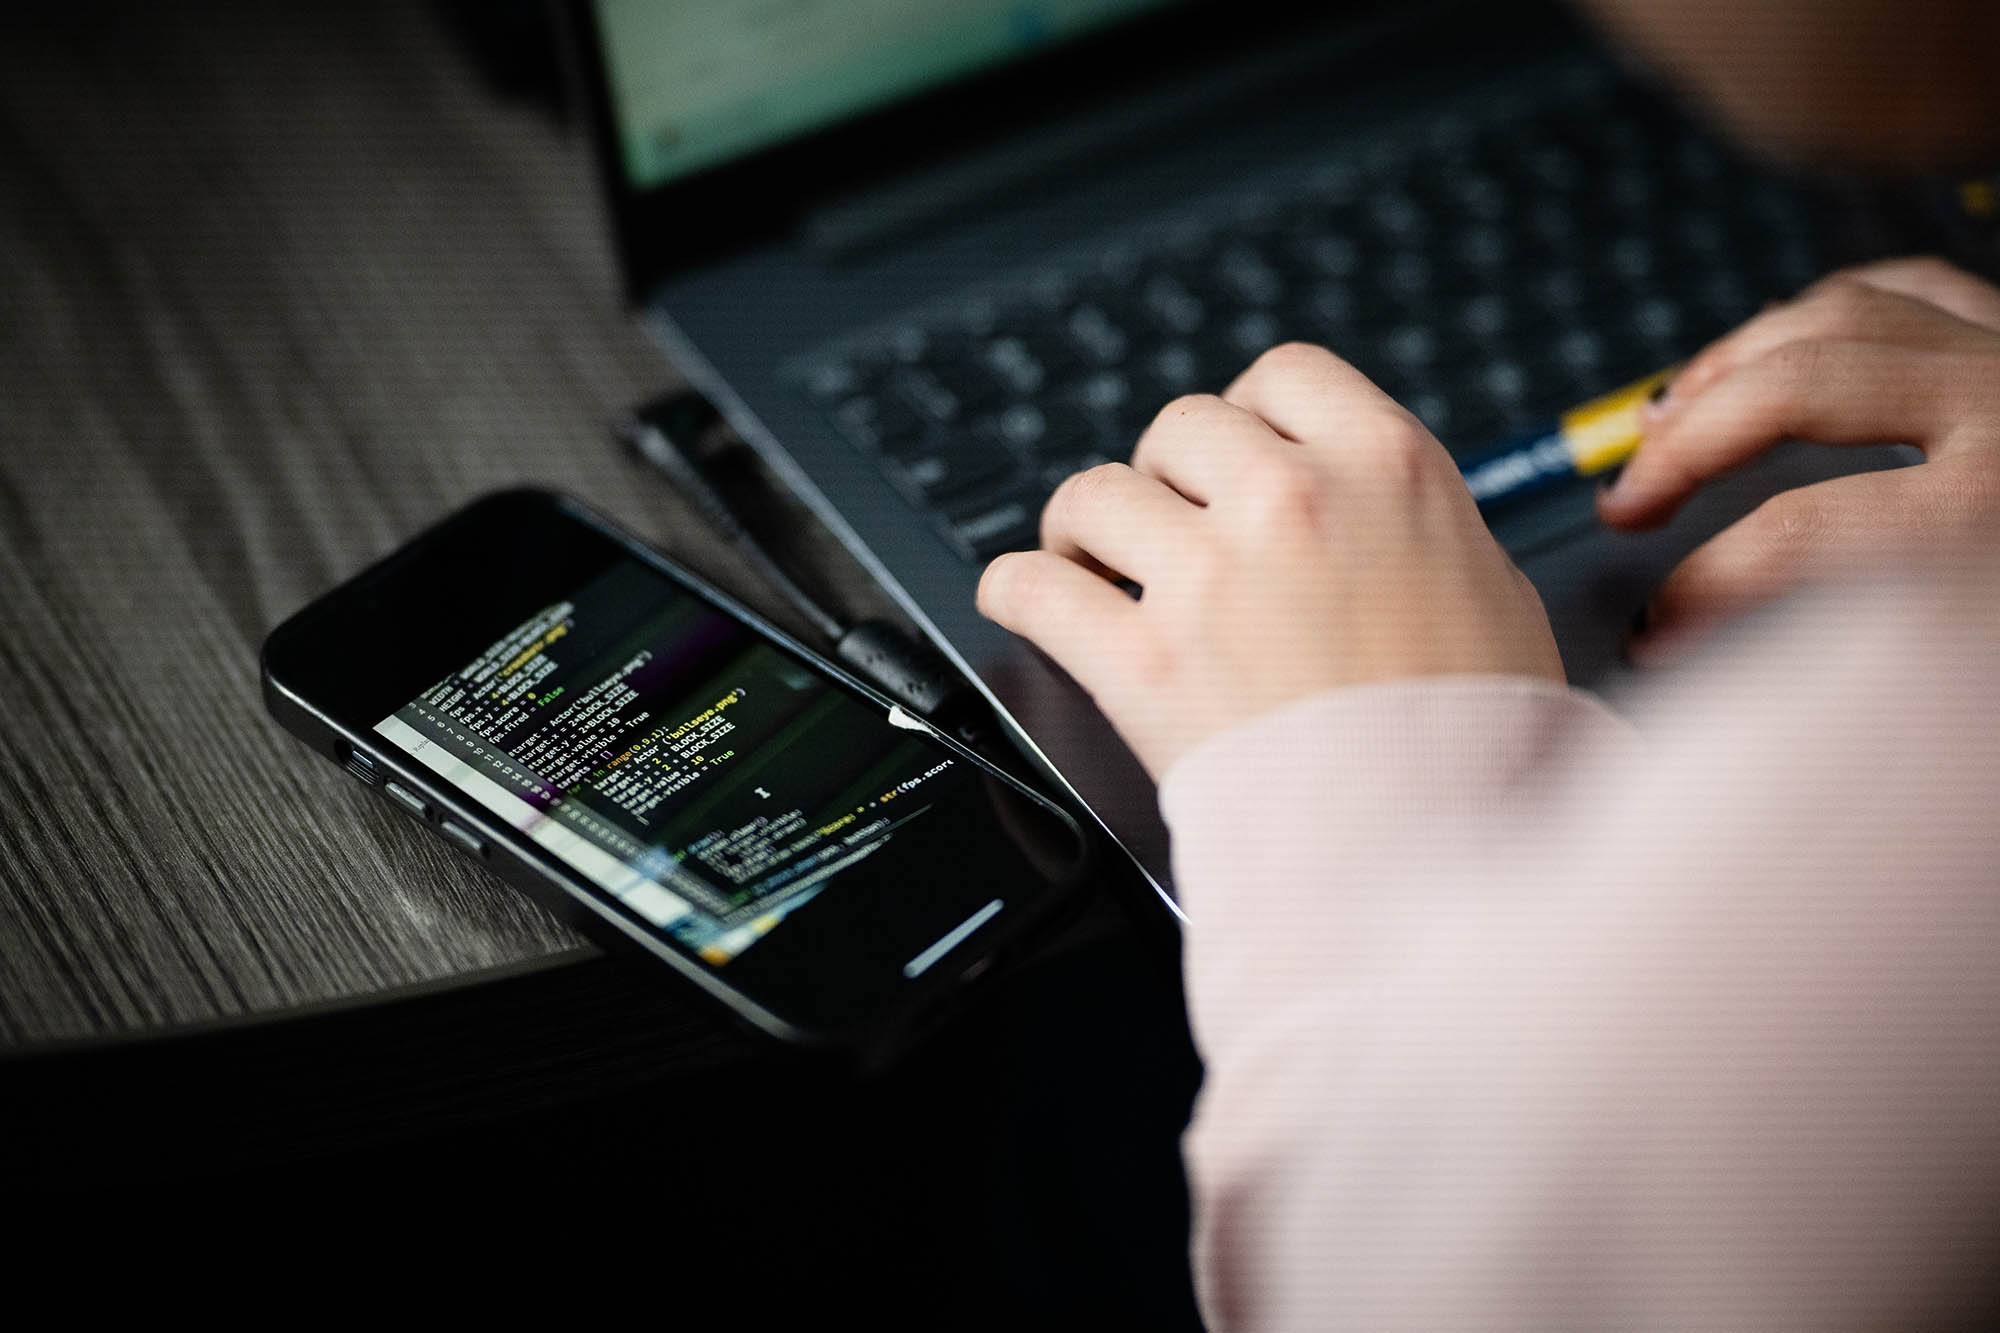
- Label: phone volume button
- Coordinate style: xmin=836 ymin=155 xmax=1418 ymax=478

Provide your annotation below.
xmin=383 ymin=781 xmax=431 ymax=819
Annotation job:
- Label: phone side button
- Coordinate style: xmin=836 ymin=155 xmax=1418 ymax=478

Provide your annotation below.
xmin=343 ymin=747 xmax=382 ymax=786
xmin=439 ymin=820 xmax=486 ymax=857
xmin=383 ymin=781 xmax=431 ymax=819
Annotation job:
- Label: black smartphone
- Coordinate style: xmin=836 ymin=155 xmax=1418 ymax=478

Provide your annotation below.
xmin=262 ymin=489 xmax=1092 ymax=1061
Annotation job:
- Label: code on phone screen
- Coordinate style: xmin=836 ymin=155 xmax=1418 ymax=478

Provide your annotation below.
xmin=376 ymin=559 xmax=960 ymax=963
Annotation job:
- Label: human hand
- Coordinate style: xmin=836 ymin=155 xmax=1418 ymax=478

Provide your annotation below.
xmin=977 ymin=343 xmax=1564 ymax=780
xmin=1596 ymin=257 xmax=2000 ymax=661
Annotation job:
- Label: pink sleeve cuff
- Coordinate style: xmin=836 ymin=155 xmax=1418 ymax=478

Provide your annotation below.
xmin=1158 ymin=676 xmax=1636 ymax=1052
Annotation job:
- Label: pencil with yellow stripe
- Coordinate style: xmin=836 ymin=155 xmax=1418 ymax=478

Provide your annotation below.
xmin=1459 ymin=365 xmax=1678 ymax=507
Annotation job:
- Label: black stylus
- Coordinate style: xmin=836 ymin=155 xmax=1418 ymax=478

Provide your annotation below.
xmin=619 ymin=390 xmax=987 ymax=743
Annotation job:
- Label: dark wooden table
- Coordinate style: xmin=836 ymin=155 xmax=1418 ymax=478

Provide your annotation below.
xmin=0 ymin=0 xmax=853 ymax=1049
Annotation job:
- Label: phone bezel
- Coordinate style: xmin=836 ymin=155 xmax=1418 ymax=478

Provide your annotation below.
xmin=260 ymin=488 xmax=1088 ymax=1058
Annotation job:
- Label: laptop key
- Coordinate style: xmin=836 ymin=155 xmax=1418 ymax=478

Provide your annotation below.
xmin=981 ymin=336 xmax=1048 ymax=396
xmin=1455 ymin=292 xmax=1511 ymax=341
xmin=804 ymin=359 xmax=871 ymax=402
xmin=1629 ymin=295 xmax=1683 ymax=348
xmin=1216 ymin=244 xmax=1285 ymax=307
xmin=1291 ymin=230 xmax=1362 ymax=280
xmin=1367 ymin=188 xmax=1428 ymax=243
xmin=830 ymin=395 xmax=920 ymax=454
xmin=1383 ymin=324 xmax=1437 ymax=373
xmin=985 ymin=402 xmax=1049 ymax=452
xmin=1065 ymin=303 xmax=1131 ymax=364
xmin=1405 ymin=389 xmax=1453 ymax=438
xmin=1138 ymin=272 xmax=1207 ymax=336
xmin=1072 ymin=368 xmax=1132 ymax=415
xmin=892 ymin=440 xmax=1015 ymax=502
xmin=1300 ymin=279 xmax=1360 ymax=337
xmin=889 ymin=366 xmax=963 ymax=423
xmin=942 ymin=485 xmax=1045 ymax=562
xmin=1141 ymin=342 xmax=1202 ymax=398
xmin=925 ymin=357 xmax=1004 ymax=414
xmin=1376 ymin=252 xmax=1435 ymax=302
xmin=1452 ymin=223 xmax=1511 ymax=273
xmin=1029 ymin=401 xmax=1099 ymax=457
xmin=1221 ymin=310 xmax=1282 ymax=364
xmin=1112 ymin=400 xmax=1163 ymax=450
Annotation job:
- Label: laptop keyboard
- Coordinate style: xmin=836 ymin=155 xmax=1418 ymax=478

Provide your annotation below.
xmin=793 ymin=71 xmax=1826 ymax=565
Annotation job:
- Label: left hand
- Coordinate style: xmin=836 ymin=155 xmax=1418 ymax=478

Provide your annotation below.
xmin=1596 ymin=256 xmax=2000 ymax=660
xmin=977 ymin=343 xmax=1564 ymax=781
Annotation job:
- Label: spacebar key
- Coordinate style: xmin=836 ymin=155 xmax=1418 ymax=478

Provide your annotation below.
xmin=942 ymin=485 xmax=1044 ymax=563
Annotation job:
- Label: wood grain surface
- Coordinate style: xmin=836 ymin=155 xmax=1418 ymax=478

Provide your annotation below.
xmin=0 ymin=0 xmax=854 ymax=1046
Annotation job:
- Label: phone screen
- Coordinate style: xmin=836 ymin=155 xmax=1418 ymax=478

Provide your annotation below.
xmin=371 ymin=552 xmax=1074 ymax=989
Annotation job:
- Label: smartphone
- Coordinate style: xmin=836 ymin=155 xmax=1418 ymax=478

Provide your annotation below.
xmin=262 ymin=489 xmax=1092 ymax=1061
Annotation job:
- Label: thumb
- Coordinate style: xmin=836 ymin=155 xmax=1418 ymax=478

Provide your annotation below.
xmin=1630 ymin=468 xmax=1933 ymax=664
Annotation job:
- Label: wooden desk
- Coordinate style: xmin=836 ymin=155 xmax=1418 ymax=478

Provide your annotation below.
xmin=0 ymin=0 xmax=857 ymax=1048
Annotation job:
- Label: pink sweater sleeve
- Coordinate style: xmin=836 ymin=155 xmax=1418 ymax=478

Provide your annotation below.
xmin=1159 ymin=564 xmax=2000 ymax=1331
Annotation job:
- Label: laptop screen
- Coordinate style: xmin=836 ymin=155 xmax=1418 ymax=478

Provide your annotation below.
xmin=594 ymin=0 xmax=1181 ymax=191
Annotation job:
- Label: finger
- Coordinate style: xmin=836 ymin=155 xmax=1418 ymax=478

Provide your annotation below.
xmin=1659 ymin=273 xmax=1994 ymax=414
xmin=1630 ymin=466 xmax=1930 ymax=659
xmin=977 ymin=549 xmax=1151 ymax=698
xmin=1129 ymin=393 xmax=1291 ymax=505
xmin=1220 ymin=342 xmax=1423 ymax=457
xmin=1600 ymin=340 xmax=1972 ymax=529
xmin=1039 ymin=461 xmax=1202 ymax=585
xmin=1845 ymin=256 xmax=2000 ymax=334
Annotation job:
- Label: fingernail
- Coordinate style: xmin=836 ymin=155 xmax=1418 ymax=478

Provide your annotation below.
xmin=1638 ymin=377 xmax=1674 ymax=426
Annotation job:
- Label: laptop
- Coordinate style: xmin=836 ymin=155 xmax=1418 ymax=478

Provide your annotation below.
xmin=559 ymin=0 xmax=1964 ymax=885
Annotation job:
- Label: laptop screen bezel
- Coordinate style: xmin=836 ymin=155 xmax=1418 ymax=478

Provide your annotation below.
xmin=558 ymin=0 xmax=1384 ymax=301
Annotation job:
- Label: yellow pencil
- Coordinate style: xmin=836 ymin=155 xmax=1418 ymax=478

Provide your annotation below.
xmin=1460 ymin=365 xmax=1678 ymax=506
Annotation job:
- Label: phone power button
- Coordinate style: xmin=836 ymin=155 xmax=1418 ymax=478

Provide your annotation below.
xmin=439 ymin=820 xmax=486 ymax=858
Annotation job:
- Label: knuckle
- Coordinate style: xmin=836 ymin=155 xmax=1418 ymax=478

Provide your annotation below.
xmin=1153 ymin=393 xmax=1224 ymax=431
xmin=1133 ymin=396 xmax=1214 ymax=469
xmin=1827 ymin=256 xmax=1904 ymax=288
xmin=1933 ymin=461 xmax=2000 ymax=530
xmin=1866 ymin=253 xmax=1960 ymax=283
xmin=1047 ymin=461 xmax=1126 ymax=521
xmin=1249 ymin=340 xmax=1333 ymax=379
xmin=1379 ymin=413 xmax=1441 ymax=470
xmin=1966 ymin=465 xmax=2000 ymax=521
xmin=1807 ymin=275 xmax=1880 ymax=328
xmin=1234 ymin=449 xmax=1320 ymax=520
xmin=1750 ymin=490 xmax=1830 ymax=562
xmin=1762 ymin=338 xmax=1837 ymax=396
xmin=1943 ymin=348 xmax=2000 ymax=395
xmin=1353 ymin=413 xmax=1448 ymax=493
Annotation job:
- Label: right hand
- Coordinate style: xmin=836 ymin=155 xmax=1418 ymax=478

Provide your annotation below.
xmin=978 ymin=344 xmax=1562 ymax=780
xmin=1595 ymin=257 xmax=2000 ymax=660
